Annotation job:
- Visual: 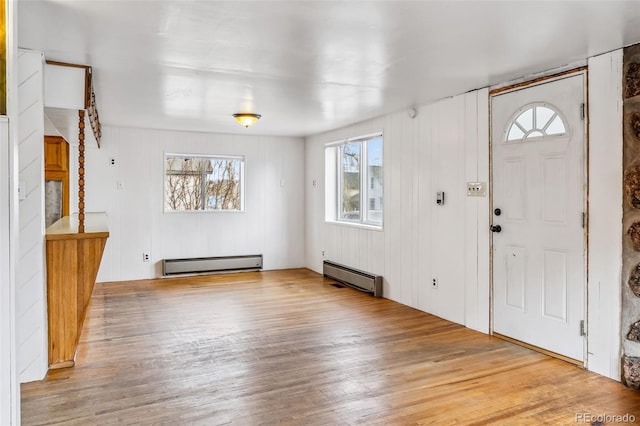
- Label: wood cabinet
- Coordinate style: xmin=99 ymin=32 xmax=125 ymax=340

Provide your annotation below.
xmin=44 ymin=136 xmax=69 ymax=227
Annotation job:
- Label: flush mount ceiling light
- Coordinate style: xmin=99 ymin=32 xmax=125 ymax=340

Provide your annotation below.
xmin=233 ymin=113 xmax=261 ymax=128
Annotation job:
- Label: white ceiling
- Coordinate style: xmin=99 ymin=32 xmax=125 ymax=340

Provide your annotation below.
xmin=18 ymin=1 xmax=640 ymax=137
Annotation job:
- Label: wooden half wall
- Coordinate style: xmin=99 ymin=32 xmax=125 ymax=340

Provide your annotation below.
xmin=45 ymin=213 xmax=108 ymax=369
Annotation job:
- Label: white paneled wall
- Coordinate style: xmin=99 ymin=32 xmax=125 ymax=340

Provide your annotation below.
xmin=305 ymin=90 xmax=490 ymax=329
xmin=587 ymin=50 xmax=623 ymax=380
xmin=16 ymin=49 xmax=47 ymax=383
xmin=85 ymin=127 xmax=305 ymax=282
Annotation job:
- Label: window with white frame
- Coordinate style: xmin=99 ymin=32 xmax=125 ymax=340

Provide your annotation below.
xmin=325 ymin=133 xmax=383 ymax=227
xmin=505 ymin=103 xmax=567 ymax=142
xmin=164 ymin=153 xmax=244 ymax=212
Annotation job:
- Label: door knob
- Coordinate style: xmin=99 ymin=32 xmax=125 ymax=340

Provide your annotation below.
xmin=490 ymin=225 xmax=502 ymax=233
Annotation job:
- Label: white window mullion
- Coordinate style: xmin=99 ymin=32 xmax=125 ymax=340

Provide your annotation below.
xmin=361 ymin=140 xmax=368 ymax=224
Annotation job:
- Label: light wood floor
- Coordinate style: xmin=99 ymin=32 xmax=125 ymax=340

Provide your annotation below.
xmin=22 ymin=269 xmax=640 ymax=425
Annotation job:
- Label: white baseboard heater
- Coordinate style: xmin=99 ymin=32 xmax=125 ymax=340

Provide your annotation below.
xmin=323 ymin=260 xmax=382 ymax=298
xmin=162 ymin=254 xmax=263 ymax=276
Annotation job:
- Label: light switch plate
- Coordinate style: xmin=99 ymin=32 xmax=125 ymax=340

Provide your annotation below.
xmin=467 ymin=182 xmax=486 ymax=197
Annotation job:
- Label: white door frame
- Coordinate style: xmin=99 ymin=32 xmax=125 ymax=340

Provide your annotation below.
xmin=488 ymin=67 xmax=589 ymax=366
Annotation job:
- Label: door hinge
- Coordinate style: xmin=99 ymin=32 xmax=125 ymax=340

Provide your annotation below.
xmin=580 ymin=320 xmax=586 ymax=336
xmin=580 ymin=103 xmax=586 ymax=121
xmin=582 ymin=212 xmax=586 ymax=228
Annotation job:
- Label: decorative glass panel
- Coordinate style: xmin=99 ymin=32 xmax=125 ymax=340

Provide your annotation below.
xmin=505 ymin=103 xmax=567 ymax=142
xmin=546 ymin=116 xmax=565 ymax=135
xmin=507 ymin=125 xmax=525 ymax=141
xmin=516 ymin=108 xmax=533 ymax=130
xmin=535 ymin=106 xmax=554 ymax=128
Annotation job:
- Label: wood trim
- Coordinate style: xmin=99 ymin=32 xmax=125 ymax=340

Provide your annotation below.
xmin=493 ymin=332 xmax=584 ymax=367
xmin=48 ymin=360 xmax=74 ymax=370
xmin=45 ymin=60 xmax=90 ymax=70
xmin=46 ymin=231 xmax=109 ymax=241
xmin=45 ymin=60 xmax=91 ymax=108
xmin=489 ymin=66 xmax=588 ymax=96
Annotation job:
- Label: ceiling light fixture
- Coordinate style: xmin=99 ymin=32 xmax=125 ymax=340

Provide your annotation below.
xmin=233 ymin=113 xmax=261 ymax=128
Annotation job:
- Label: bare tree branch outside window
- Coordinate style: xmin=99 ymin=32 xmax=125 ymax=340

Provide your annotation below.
xmin=165 ymin=155 xmax=243 ymax=211
xmin=341 ymin=142 xmax=361 ymax=219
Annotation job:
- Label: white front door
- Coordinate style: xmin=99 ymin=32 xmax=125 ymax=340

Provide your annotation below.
xmin=491 ymin=73 xmax=586 ymax=362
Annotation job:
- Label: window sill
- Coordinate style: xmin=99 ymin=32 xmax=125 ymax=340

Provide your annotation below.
xmin=325 ymin=220 xmax=383 ymax=232
xmin=164 ymin=209 xmax=245 ymax=214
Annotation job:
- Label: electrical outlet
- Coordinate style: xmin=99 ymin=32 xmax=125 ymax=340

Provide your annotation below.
xmin=432 ymin=277 xmax=438 ymax=289
xmin=110 ymin=158 xmax=116 ymax=166
xmin=142 ymin=253 xmax=150 ymax=262
xmin=321 ymin=250 xmax=325 ymax=257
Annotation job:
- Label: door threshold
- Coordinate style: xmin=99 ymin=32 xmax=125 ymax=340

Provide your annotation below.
xmin=493 ymin=333 xmax=584 ymax=367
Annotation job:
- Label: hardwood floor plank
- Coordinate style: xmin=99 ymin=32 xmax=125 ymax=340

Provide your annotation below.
xmin=21 ymin=269 xmax=640 ymax=425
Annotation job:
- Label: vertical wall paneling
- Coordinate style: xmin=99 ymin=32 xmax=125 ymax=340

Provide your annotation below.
xmin=476 ymin=89 xmax=491 ymax=333
xmin=587 ymin=50 xmax=623 ymax=380
xmin=464 ymin=89 xmax=490 ymax=333
xmin=86 ymin=127 xmax=305 ymax=282
xmin=305 ymin=91 xmax=489 ymax=330
xmin=2 ymin=0 xmax=20 ymax=418
xmin=0 ymin=117 xmax=13 ymax=423
xmin=410 ymin=108 xmax=421 ymax=308
xmin=16 ymin=49 xmax=46 ymax=383
xmin=416 ymin=104 xmax=434 ymax=313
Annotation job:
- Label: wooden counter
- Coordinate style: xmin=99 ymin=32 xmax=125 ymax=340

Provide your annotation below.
xmin=46 ymin=213 xmax=109 ymax=369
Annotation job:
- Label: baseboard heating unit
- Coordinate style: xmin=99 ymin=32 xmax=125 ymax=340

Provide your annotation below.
xmin=162 ymin=254 xmax=263 ymax=276
xmin=323 ymin=260 xmax=382 ymax=297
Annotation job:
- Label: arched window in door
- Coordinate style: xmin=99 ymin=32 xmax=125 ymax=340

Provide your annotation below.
xmin=505 ymin=103 xmax=567 ymax=142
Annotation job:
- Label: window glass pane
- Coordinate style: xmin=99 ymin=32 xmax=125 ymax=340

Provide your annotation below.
xmin=507 ymin=124 xmax=525 ymax=141
xmin=205 ymin=159 xmax=242 ymax=210
xmin=367 ymin=136 xmax=383 ymax=225
xmin=165 ymin=155 xmax=243 ymax=211
xmin=341 ymin=142 xmax=361 ymax=220
xmin=536 ymin=106 xmax=555 ymax=129
xmin=546 ymin=115 xmax=566 ymax=135
xmin=527 ymin=130 xmax=544 ymax=138
xmin=516 ymin=108 xmax=533 ymax=131
xmin=165 ymin=156 xmax=205 ymax=211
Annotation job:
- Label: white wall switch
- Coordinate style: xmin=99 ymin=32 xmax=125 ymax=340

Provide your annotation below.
xmin=466 ymin=182 xmax=486 ymax=197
